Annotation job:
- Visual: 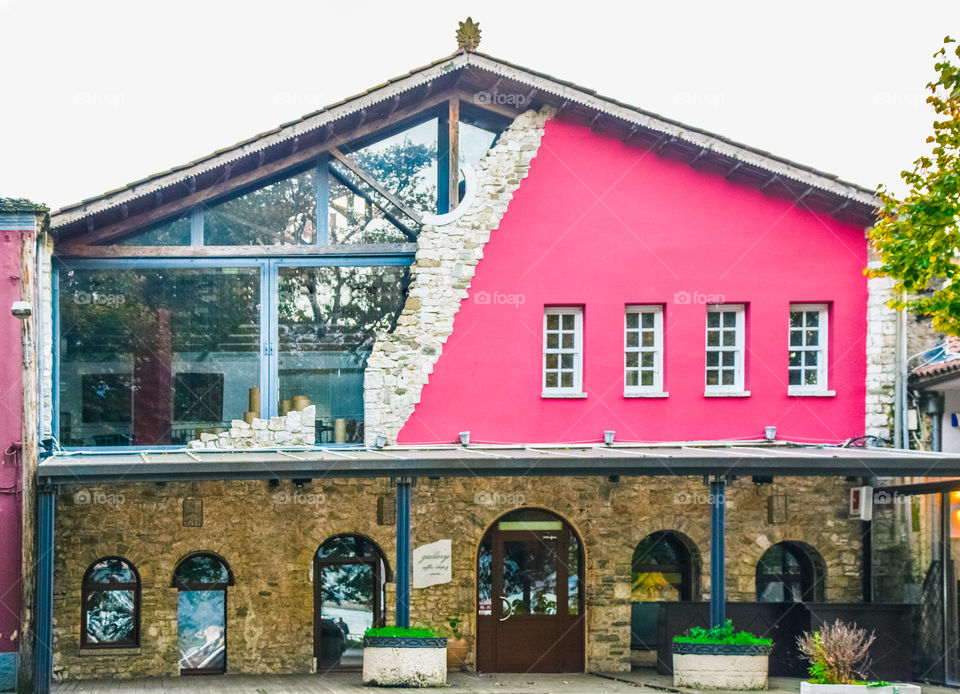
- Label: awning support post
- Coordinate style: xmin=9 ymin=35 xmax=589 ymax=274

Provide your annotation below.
xmin=396 ymin=477 xmax=413 ymax=628
xmin=709 ymin=475 xmax=726 ymax=627
xmin=34 ymin=487 xmax=55 ymax=694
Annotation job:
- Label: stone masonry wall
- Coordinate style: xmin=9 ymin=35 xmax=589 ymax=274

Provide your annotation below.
xmin=52 ymin=475 xmax=862 ymax=679
xmin=866 ymin=246 xmax=897 ymax=441
xmin=363 ymin=107 xmax=554 ymax=445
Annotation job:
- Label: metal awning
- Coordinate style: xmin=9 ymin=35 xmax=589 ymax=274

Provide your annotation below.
xmin=35 ymin=441 xmax=960 ymax=484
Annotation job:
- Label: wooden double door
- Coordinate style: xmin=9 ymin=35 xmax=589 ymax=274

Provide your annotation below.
xmin=476 ymin=509 xmax=585 ymax=672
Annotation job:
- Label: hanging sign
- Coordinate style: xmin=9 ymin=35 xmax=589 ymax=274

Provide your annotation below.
xmin=413 ymin=539 xmax=452 ymax=588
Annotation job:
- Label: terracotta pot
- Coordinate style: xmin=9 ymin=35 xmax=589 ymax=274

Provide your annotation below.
xmin=446 ymin=638 xmax=468 ymax=671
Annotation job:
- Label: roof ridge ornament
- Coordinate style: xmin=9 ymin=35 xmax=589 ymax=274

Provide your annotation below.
xmin=456 ymin=17 xmax=481 ymax=52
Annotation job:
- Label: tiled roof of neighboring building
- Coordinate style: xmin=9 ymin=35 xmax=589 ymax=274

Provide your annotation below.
xmin=0 ymin=197 xmax=48 ymax=213
xmin=911 ymin=336 xmax=960 ymax=384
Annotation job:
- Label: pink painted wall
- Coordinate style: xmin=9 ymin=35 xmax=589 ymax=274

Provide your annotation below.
xmin=398 ymin=119 xmax=868 ymax=445
xmin=0 ymin=229 xmax=25 ymax=657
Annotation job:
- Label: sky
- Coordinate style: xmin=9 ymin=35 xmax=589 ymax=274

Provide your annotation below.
xmin=0 ymin=0 xmax=956 ymax=211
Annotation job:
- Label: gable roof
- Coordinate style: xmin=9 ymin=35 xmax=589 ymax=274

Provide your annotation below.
xmin=49 ymin=51 xmax=880 ymax=242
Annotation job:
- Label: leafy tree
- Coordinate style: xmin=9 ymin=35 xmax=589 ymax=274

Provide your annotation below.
xmin=869 ymin=37 xmax=960 ymax=333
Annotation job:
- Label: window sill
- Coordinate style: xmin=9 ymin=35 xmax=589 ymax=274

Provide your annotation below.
xmin=542 ymin=391 xmax=588 ymax=399
xmin=704 ymin=390 xmax=751 ymax=398
xmin=624 ymin=391 xmax=669 ymax=398
xmin=788 ymin=389 xmax=836 ymax=397
xmin=79 ymin=647 xmax=141 ymax=656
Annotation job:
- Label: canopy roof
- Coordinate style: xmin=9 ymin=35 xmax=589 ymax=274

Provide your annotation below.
xmin=50 ymin=51 xmax=879 ymax=243
xmin=37 ymin=441 xmax=959 ymax=484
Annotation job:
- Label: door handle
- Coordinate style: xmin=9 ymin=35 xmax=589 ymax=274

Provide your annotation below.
xmin=499 ymin=596 xmax=514 ymax=622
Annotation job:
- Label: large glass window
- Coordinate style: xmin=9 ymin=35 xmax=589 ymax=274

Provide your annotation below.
xmin=59 ymin=267 xmax=261 ymax=447
xmin=82 ymin=557 xmax=140 ymax=648
xmin=204 ymin=169 xmax=317 ymax=246
xmin=173 ymin=553 xmax=233 ymax=675
xmin=278 ymin=265 xmax=409 ymax=444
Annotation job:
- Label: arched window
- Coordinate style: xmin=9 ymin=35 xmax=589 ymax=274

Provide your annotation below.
xmin=81 ymin=556 xmax=140 ymax=648
xmin=314 ymin=534 xmax=390 ymax=672
xmin=632 ymin=531 xmax=698 ymax=602
xmin=756 ymin=542 xmax=825 ymax=602
xmin=173 ymin=553 xmax=234 ymax=675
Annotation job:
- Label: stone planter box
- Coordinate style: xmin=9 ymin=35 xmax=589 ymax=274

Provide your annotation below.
xmin=362 ymin=635 xmax=447 ymax=687
xmin=672 ymin=642 xmax=772 ymax=690
xmin=800 ymin=683 xmax=921 ymax=694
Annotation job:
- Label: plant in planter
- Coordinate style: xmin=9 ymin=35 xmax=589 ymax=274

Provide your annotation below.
xmin=443 ymin=618 xmax=468 ymax=672
xmin=797 ymin=620 xmax=921 ymax=694
xmin=362 ymin=626 xmax=447 ymax=687
xmin=672 ymin=620 xmax=773 ymax=690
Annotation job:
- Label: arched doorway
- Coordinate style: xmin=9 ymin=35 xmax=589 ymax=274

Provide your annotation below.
xmin=172 ymin=553 xmax=234 ymax=675
xmin=630 ymin=531 xmax=700 ymax=652
xmin=313 ymin=534 xmax=389 ymax=672
xmin=756 ymin=541 xmax=825 ymax=602
xmin=476 ymin=508 xmax=585 ymax=673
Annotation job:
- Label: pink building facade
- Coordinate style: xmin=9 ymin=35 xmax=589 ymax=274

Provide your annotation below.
xmin=399 ymin=118 xmax=869 ymax=446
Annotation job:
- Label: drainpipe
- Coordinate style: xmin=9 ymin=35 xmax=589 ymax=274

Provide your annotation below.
xmin=33 ymin=487 xmax=54 ymax=694
xmin=923 ymin=393 xmax=945 ymax=452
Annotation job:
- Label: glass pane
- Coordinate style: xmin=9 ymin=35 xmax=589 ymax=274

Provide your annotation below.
xmin=631 ymin=571 xmax=681 ymax=601
xmin=478 ymin=540 xmax=492 ymax=616
xmin=59 ymin=268 xmax=260 ymax=447
xmin=319 ymin=563 xmax=374 ymax=669
xmin=758 ymin=581 xmax=786 ymax=603
xmin=561 ymin=314 xmax=574 ymax=330
xmin=278 ymin=266 xmax=409 ymax=444
xmin=205 ymin=168 xmax=317 ymax=246
xmin=348 ymin=119 xmax=438 ymax=215
xmin=567 ymin=534 xmax=580 ymax=615
xmin=178 ymin=590 xmax=225 ymax=672
xmin=626 ymin=371 xmax=638 ymax=387
xmin=545 ymin=372 xmax=558 ymax=388
xmin=545 ymin=354 xmax=558 ymax=369
xmin=804 ymin=351 xmax=818 ymax=366
xmin=641 ymin=331 xmax=655 ymax=347
xmin=806 ymin=312 xmax=819 ymax=327
xmin=789 ymin=351 xmax=802 ymax=367
xmin=790 ymin=331 xmax=803 ymax=346
xmin=641 ymin=353 xmax=654 ymax=368
xmin=706 ymin=331 xmax=720 ymax=347
xmin=706 ymin=312 xmax=720 ymax=328
xmin=317 ymin=535 xmax=376 ymax=559
xmin=459 ymin=122 xmax=499 ymax=173
xmin=547 ymin=334 xmax=559 ymax=349
xmin=626 ymin=332 xmax=639 ymax=348
xmin=625 ymin=353 xmax=638 ymax=368
xmin=86 ymin=589 xmax=135 ymax=643
xmin=722 ymin=312 xmax=736 ymax=328
xmin=640 ymin=371 xmax=654 ymax=386
xmin=722 ymin=330 xmax=736 ymax=347
xmin=328 ymin=175 xmax=409 ymax=245
xmin=560 ymin=372 xmax=573 ymax=388
xmin=546 ymin=314 xmax=559 ymax=330
xmin=789 ymin=311 xmax=803 ymax=328
xmin=721 ymin=370 xmax=735 ymax=386
xmin=706 ymin=352 xmax=719 ymax=367
xmin=502 ymin=539 xmax=558 ymax=615
xmin=561 ymin=333 xmax=574 ymax=349
xmin=706 ymin=371 xmax=719 ymax=386
xmin=560 ymin=354 xmax=573 ymax=369
xmin=805 ymin=370 xmax=819 ymax=386
xmin=805 ymin=330 xmax=819 ymax=346
xmin=641 ymin=313 xmax=655 ymax=329
xmin=88 ymin=558 xmax=135 ymax=584
xmin=789 ymin=369 xmax=802 ymax=385
xmin=175 ymin=555 xmax=229 ymax=584
xmin=117 ymin=213 xmax=191 ymax=246
xmin=625 ymin=313 xmax=639 ymax=329
xmin=722 ymin=351 xmax=735 ymax=367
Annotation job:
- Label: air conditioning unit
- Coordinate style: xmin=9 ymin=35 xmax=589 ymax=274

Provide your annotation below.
xmin=849 ymin=486 xmax=873 ymax=521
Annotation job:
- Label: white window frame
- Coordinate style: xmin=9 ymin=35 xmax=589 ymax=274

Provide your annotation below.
xmin=542 ymin=307 xmax=585 ymax=398
xmin=624 ymin=305 xmax=666 ymax=397
xmin=788 ymin=303 xmax=832 ymax=396
xmin=704 ymin=304 xmax=748 ymax=396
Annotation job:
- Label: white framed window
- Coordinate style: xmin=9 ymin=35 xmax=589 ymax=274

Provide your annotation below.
xmin=788 ymin=304 xmax=830 ymax=395
xmin=543 ymin=307 xmax=585 ymax=397
xmin=624 ymin=305 xmax=666 ymax=396
xmin=705 ymin=304 xmax=747 ymax=395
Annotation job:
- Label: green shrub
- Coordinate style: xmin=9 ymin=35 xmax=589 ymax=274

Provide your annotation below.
xmin=364 ymin=626 xmax=438 ymax=638
xmin=673 ymin=619 xmax=772 ymax=646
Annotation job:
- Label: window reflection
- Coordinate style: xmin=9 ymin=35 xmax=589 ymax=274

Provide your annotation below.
xmin=59 ymin=267 xmax=260 ymax=446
